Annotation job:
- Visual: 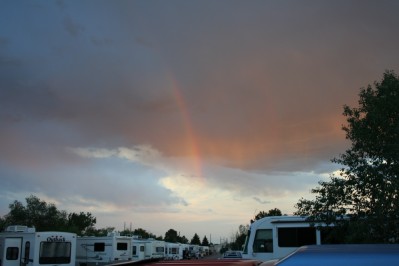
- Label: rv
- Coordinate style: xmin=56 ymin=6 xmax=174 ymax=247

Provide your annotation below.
xmin=144 ymin=239 xmax=165 ymax=259
xmin=0 ymin=225 xmax=76 ymax=266
xmin=76 ymin=232 xmax=132 ymax=266
xmin=164 ymin=243 xmax=188 ymax=260
xmin=242 ymin=216 xmax=333 ymax=261
xmin=131 ymin=238 xmax=146 ymax=261
xmin=131 ymin=238 xmax=165 ymax=261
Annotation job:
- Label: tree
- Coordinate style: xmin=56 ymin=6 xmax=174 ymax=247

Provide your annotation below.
xmin=164 ymin=229 xmax=179 ymax=242
xmin=190 ymin=233 xmax=201 ymax=245
xmin=251 ymin=208 xmax=282 ymax=223
xmin=4 ymin=195 xmax=67 ymax=231
xmin=229 ymin=224 xmax=248 ymax=250
xmin=295 ymin=70 xmax=399 ymax=243
xmin=66 ymin=212 xmax=97 ymax=235
xmin=130 ymin=228 xmax=155 ymax=239
xmin=178 ymin=235 xmax=189 ymax=244
xmin=1 ymin=195 xmax=96 ymax=234
xmin=201 ymin=235 xmax=209 ymax=246
xmin=85 ymin=226 xmax=115 ymax=237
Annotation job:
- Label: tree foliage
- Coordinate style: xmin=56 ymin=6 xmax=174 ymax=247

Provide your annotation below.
xmin=201 ymin=235 xmax=209 ymax=246
xmin=190 ymin=233 xmax=201 ymax=245
xmin=251 ymin=208 xmax=282 ymax=223
xmin=164 ymin=229 xmax=179 ymax=242
xmin=1 ymin=195 xmax=96 ymax=235
xmin=229 ymin=224 xmax=249 ymax=250
xmin=295 ymin=70 xmax=399 ymax=243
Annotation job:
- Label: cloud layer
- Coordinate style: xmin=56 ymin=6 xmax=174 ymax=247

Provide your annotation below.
xmin=1 ymin=0 xmax=399 ymax=240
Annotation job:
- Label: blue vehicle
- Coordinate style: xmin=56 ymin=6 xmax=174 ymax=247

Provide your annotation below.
xmin=260 ymin=244 xmax=399 ymax=266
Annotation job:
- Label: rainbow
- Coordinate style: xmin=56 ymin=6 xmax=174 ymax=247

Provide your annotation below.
xmin=169 ymin=77 xmax=203 ymax=179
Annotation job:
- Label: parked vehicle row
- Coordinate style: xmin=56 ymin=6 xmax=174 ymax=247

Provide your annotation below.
xmin=0 ymin=226 xmax=210 ymax=266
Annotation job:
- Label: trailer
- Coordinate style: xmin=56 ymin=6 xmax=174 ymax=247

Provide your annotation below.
xmin=144 ymin=239 xmax=165 ymax=259
xmin=76 ymin=232 xmax=132 ymax=266
xmin=242 ymin=216 xmax=332 ymax=261
xmin=164 ymin=243 xmax=188 ymax=260
xmin=0 ymin=225 xmax=76 ymax=266
xmin=131 ymin=238 xmax=165 ymax=261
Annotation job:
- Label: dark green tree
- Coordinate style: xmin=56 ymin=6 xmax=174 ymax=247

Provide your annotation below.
xmin=295 ymin=70 xmax=399 ymax=243
xmin=66 ymin=212 xmax=97 ymax=235
xmin=251 ymin=208 xmax=282 ymax=223
xmin=1 ymin=195 xmax=96 ymax=234
xmin=229 ymin=224 xmax=248 ymax=250
xmin=164 ymin=229 xmax=179 ymax=242
xmin=190 ymin=233 xmax=201 ymax=245
xmin=85 ymin=226 xmax=115 ymax=236
xmin=178 ymin=235 xmax=189 ymax=244
xmin=4 ymin=195 xmax=67 ymax=231
xmin=201 ymin=235 xmax=209 ymax=246
xmin=132 ymin=228 xmax=156 ymax=239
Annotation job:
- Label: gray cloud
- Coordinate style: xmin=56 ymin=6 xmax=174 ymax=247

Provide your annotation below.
xmin=0 ymin=0 xmax=399 ymax=236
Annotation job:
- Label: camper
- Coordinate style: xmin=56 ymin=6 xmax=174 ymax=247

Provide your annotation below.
xmin=0 ymin=225 xmax=76 ymax=266
xmin=131 ymin=238 xmax=165 ymax=261
xmin=242 ymin=216 xmax=333 ymax=261
xmin=131 ymin=238 xmax=146 ymax=261
xmin=76 ymin=232 xmax=132 ymax=266
xmin=164 ymin=243 xmax=187 ymax=260
xmin=144 ymin=239 xmax=165 ymax=259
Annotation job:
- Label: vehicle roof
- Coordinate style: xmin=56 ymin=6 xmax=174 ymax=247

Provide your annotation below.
xmin=262 ymin=244 xmax=399 ymax=266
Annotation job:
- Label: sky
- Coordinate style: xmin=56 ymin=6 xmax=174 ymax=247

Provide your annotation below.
xmin=1 ymin=0 xmax=399 ymax=243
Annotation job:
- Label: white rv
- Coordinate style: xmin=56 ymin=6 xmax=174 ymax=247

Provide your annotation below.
xmin=76 ymin=232 xmax=132 ymax=266
xmin=242 ymin=216 xmax=330 ymax=261
xmin=144 ymin=239 xmax=165 ymax=259
xmin=131 ymin=238 xmax=165 ymax=261
xmin=0 ymin=225 xmax=76 ymax=266
xmin=164 ymin=243 xmax=186 ymax=260
xmin=131 ymin=238 xmax=145 ymax=261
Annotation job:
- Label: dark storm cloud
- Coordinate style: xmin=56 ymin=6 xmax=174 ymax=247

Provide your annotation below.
xmin=0 ymin=1 xmax=399 ymax=229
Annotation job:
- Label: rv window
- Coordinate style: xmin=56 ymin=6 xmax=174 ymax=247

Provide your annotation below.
xmin=171 ymin=247 xmax=178 ymax=254
xmin=94 ymin=242 xmax=105 ymax=252
xmin=117 ymin=243 xmax=128 ymax=250
xmin=6 ymin=247 xmax=19 ymax=260
xmin=253 ymin=229 xmax=273 ymax=253
xmin=39 ymin=242 xmax=71 ymax=264
xmin=156 ymin=247 xmax=164 ymax=252
xmin=140 ymin=246 xmax=145 ymax=252
xmin=278 ymin=227 xmax=316 ymax=247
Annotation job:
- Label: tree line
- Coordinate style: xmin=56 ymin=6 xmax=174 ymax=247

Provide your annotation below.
xmin=0 ymin=195 xmax=209 ymax=246
xmin=1 ymin=71 xmax=399 ymax=247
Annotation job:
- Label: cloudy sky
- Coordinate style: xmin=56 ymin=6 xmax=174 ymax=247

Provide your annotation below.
xmin=1 ymin=0 xmax=399 ymax=242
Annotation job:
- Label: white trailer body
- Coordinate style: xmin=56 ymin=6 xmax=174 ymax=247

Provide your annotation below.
xmin=0 ymin=225 xmax=76 ymax=266
xmin=164 ymin=243 xmax=184 ymax=260
xmin=144 ymin=240 xmax=165 ymax=259
xmin=242 ymin=216 xmax=328 ymax=261
xmin=131 ymin=239 xmax=146 ymax=261
xmin=76 ymin=233 xmax=132 ymax=266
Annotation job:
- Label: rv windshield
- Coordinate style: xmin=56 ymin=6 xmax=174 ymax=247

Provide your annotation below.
xmin=39 ymin=242 xmax=71 ymax=264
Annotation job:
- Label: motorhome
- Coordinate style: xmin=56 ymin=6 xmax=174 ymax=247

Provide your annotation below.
xmin=242 ymin=216 xmax=333 ymax=261
xmin=76 ymin=232 xmax=132 ymax=266
xmin=0 ymin=225 xmax=76 ymax=266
